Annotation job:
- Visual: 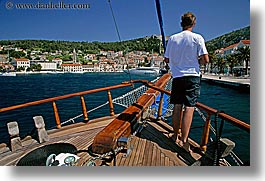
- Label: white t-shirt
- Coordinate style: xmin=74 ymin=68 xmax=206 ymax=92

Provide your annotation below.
xmin=164 ymin=30 xmax=208 ymax=78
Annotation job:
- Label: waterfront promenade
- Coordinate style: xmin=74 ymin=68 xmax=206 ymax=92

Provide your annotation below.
xmin=201 ymin=74 xmax=250 ymax=92
xmin=202 ymin=74 xmax=250 ymax=85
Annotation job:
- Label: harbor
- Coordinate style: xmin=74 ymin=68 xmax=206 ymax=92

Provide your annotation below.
xmin=201 ymin=74 xmax=250 ymax=92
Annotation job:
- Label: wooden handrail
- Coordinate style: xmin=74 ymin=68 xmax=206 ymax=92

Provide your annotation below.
xmin=218 ymin=112 xmax=250 ymax=133
xmin=142 ymin=82 xmax=250 ymax=132
xmin=141 ymin=81 xmax=250 ymax=151
xmin=0 ymin=82 xmax=135 ymax=113
xmin=0 ymin=81 xmax=142 ymax=129
xmin=196 ymin=102 xmax=218 ymax=115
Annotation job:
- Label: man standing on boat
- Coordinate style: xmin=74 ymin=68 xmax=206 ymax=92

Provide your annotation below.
xmin=164 ymin=12 xmax=209 ymax=152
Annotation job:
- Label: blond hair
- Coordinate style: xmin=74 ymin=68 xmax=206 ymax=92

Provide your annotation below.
xmin=181 ymin=12 xmax=196 ymax=29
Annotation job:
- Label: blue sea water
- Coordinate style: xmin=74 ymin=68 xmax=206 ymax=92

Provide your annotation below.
xmin=0 ymin=72 xmax=250 ymax=164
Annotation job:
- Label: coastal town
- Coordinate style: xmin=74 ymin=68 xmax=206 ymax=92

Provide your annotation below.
xmin=0 ymin=37 xmax=250 ymax=76
xmin=0 ymin=48 xmax=164 ymax=74
xmin=0 ymin=38 xmax=165 ymax=74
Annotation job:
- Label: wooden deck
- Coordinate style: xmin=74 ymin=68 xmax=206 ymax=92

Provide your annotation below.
xmin=0 ymin=115 xmax=206 ymax=166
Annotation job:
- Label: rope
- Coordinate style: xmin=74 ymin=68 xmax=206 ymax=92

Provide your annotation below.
xmin=56 ymin=77 xmax=160 ymax=129
xmin=108 ymin=0 xmax=121 ymax=42
xmin=52 ymin=102 xmax=110 ymax=128
xmin=194 ymin=107 xmax=216 ymax=134
xmin=229 ymin=151 xmax=244 ymax=166
xmin=107 ymin=0 xmax=136 ymax=100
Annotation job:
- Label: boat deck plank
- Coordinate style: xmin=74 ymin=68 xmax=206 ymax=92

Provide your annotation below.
xmin=0 ymin=116 xmax=203 ymax=166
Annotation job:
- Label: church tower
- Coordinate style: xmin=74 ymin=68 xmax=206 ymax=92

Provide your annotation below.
xmin=73 ymin=49 xmax=77 ymax=64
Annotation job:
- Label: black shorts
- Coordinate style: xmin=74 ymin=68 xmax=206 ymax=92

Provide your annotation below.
xmin=170 ymin=76 xmax=200 ymax=107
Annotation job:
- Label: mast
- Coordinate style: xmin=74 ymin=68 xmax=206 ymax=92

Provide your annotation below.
xmin=155 ymin=0 xmax=166 ymax=53
xmin=155 ymin=0 xmax=169 ymax=73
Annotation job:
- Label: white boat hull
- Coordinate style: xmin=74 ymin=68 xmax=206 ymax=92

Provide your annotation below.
xmin=0 ymin=72 xmax=17 ymax=76
xmin=123 ymin=67 xmax=160 ymax=75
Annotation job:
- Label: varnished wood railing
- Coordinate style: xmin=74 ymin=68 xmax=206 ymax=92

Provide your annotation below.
xmin=195 ymin=102 xmax=218 ymax=151
xmin=196 ymin=102 xmax=249 ymax=151
xmin=91 ymin=73 xmax=172 ymax=154
xmin=120 ymin=76 xmax=250 ymax=151
xmin=141 ymin=80 xmax=250 ymax=152
xmin=0 ymin=82 xmax=136 ymax=129
xmin=0 ymin=73 xmax=250 ymax=153
xmin=218 ymin=112 xmax=250 ymax=133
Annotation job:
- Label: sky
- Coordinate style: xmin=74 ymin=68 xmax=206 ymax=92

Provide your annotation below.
xmin=0 ymin=0 xmax=250 ymax=42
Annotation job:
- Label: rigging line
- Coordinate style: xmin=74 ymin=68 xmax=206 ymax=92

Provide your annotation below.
xmin=108 ymin=0 xmax=121 ymax=42
xmin=107 ymin=0 xmax=137 ymax=100
xmin=107 ymin=0 xmax=132 ymax=81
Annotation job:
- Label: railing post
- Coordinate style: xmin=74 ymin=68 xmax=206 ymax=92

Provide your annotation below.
xmin=52 ymin=101 xmax=61 ymax=129
xmin=200 ymin=113 xmax=211 ymax=151
xmin=107 ymin=90 xmax=115 ymax=116
xmin=80 ymin=95 xmax=89 ymax=122
xmin=157 ymin=93 xmax=164 ymax=120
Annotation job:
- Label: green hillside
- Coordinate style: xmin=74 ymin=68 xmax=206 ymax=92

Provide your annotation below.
xmin=0 ymin=26 xmax=250 ymax=54
xmin=206 ymin=26 xmax=250 ymax=52
xmin=0 ymin=36 xmax=161 ymax=54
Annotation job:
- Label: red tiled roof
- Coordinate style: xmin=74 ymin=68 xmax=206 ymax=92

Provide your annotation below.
xmin=15 ymin=58 xmax=29 ymax=62
xmin=241 ymin=40 xmax=250 ymax=44
xmin=223 ymin=43 xmax=238 ymax=51
xmin=223 ymin=40 xmax=250 ymax=51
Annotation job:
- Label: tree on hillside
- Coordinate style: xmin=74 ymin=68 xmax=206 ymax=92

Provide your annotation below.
xmin=206 ymin=26 xmax=250 ymax=52
xmin=236 ymin=46 xmax=250 ymax=75
xmin=10 ymin=50 xmax=26 ymax=59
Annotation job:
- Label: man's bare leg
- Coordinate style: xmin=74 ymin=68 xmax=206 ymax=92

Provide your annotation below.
xmin=171 ymin=104 xmax=182 ymax=142
xmin=179 ymin=106 xmax=195 ymax=152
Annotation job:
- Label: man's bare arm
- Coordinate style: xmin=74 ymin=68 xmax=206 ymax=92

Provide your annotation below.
xmin=164 ymin=57 xmax=169 ymax=63
xmin=199 ymin=54 xmax=209 ymax=65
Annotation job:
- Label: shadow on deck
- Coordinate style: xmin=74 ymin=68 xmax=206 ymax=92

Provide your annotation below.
xmin=0 ymin=116 xmax=214 ymax=166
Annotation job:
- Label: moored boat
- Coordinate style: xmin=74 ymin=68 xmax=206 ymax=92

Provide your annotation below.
xmin=123 ymin=66 xmax=161 ymax=75
xmin=0 ymin=72 xmax=16 ymax=77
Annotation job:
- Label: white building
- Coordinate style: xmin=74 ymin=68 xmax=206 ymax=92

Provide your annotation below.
xmin=61 ymin=63 xmax=83 ymax=73
xmin=13 ymin=58 xmax=30 ymax=70
xmin=223 ymin=40 xmax=250 ymax=56
xmin=52 ymin=58 xmax=63 ymax=68
xmin=38 ymin=62 xmax=57 ymax=71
